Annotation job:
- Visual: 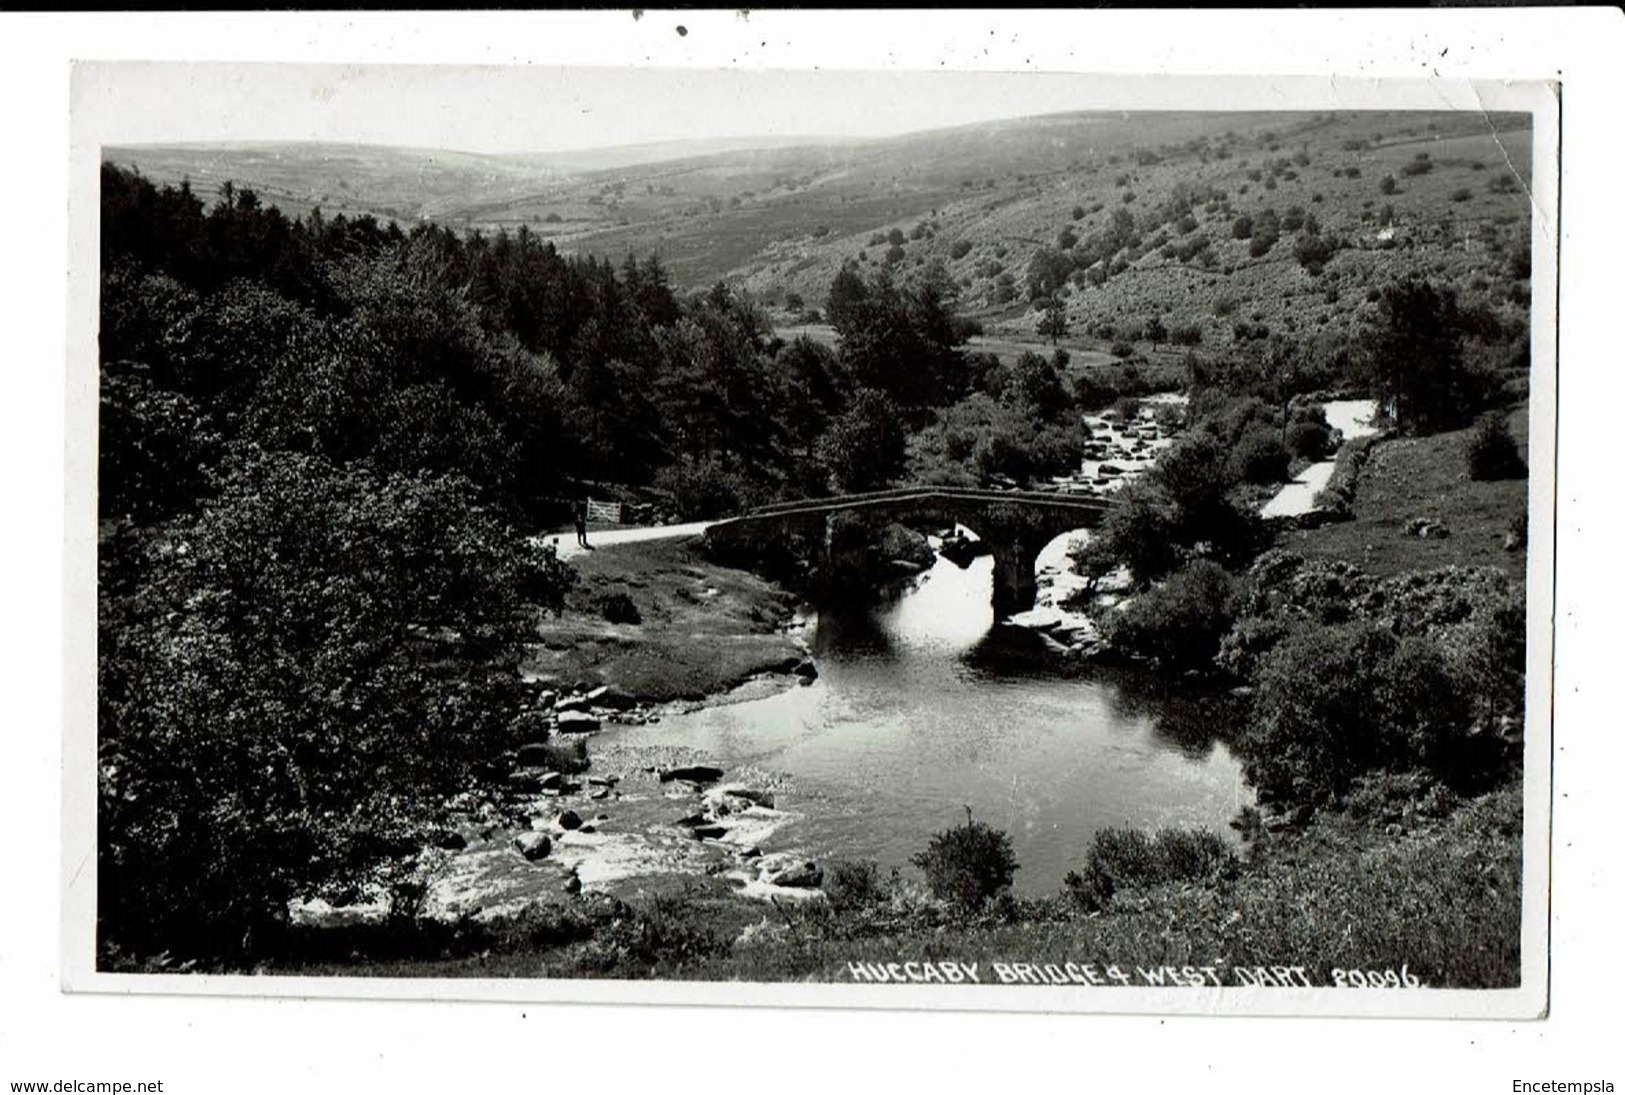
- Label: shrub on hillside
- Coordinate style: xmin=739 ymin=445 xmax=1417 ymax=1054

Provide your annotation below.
xmin=910 ymin=808 xmax=1019 ymax=912
xmin=1465 ymin=414 xmax=1527 ymax=481
xmin=1241 ymin=621 xmax=1477 ymax=806
xmin=597 ymin=591 xmax=642 ymax=625
xmin=1228 ymin=427 xmax=1292 ymax=484
xmin=823 ymin=859 xmax=889 ymax=912
xmin=1285 ymin=419 xmax=1332 ymax=461
xmin=949 ymin=239 xmax=973 ymax=260
xmin=1170 ymin=323 xmax=1203 ymax=347
xmin=1400 ymin=155 xmax=1434 ymax=178
xmin=1065 ymin=827 xmax=1235 ymax=912
xmin=1293 ymin=232 xmax=1337 ymax=275
xmin=1104 ymin=559 xmax=1240 ymax=669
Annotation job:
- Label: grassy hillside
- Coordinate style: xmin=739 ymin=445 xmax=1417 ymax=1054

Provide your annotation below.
xmin=108 ymin=110 xmax=1533 ymax=330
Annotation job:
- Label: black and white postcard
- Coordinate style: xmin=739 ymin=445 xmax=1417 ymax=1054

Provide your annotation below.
xmin=55 ymin=20 xmax=1570 ymax=1034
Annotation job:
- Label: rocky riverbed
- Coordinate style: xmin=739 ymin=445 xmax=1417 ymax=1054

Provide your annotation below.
xmin=291 ymin=668 xmax=827 ymax=930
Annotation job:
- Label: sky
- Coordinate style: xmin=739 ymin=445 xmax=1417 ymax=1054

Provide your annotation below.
xmin=75 ymin=65 xmax=1178 ymax=155
xmin=71 ymin=61 xmax=1512 ymax=158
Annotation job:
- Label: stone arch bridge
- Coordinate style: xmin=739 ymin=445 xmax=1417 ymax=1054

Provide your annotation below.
xmin=703 ymin=487 xmax=1114 ymax=617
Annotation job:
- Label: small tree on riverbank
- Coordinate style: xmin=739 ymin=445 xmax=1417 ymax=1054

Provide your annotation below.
xmin=911 ymin=807 xmax=1019 ymax=911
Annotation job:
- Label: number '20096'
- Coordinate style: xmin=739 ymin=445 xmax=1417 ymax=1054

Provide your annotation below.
xmin=1332 ymin=965 xmax=1422 ymax=988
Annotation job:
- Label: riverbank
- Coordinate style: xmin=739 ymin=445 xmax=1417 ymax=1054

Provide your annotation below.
xmin=525 ymin=535 xmax=811 ymax=702
xmin=282 ymin=780 xmax=1520 ymax=989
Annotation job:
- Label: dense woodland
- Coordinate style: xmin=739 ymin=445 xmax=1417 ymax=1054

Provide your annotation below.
xmin=98 ymin=156 xmax=1531 ymax=975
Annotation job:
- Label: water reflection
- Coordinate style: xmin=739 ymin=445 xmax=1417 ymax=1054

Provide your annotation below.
xmin=603 ymin=548 xmax=1253 ymax=891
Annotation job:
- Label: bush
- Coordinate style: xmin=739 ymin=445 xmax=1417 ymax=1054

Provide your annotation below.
xmin=1104 ymin=559 xmax=1239 ymax=669
xmin=910 ymin=808 xmax=1019 ymax=911
xmin=823 ymin=859 xmax=888 ymax=912
xmin=1293 ymin=232 xmax=1336 ymax=275
xmin=597 ymin=591 xmax=642 ymax=625
xmin=949 ymin=239 xmax=973 ymax=260
xmin=1380 ymin=174 xmax=1398 ymax=195
xmin=1465 ymin=414 xmax=1527 ymax=481
xmin=1092 ymin=827 xmax=1236 ymax=887
xmin=1228 ymin=427 xmax=1292 ymax=484
xmin=1285 ymin=420 xmax=1332 ymax=461
xmin=1170 ymin=323 xmax=1203 ymax=347
xmin=1241 ymin=622 xmax=1476 ymax=805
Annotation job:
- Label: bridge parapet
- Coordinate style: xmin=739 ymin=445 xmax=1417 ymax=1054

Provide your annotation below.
xmin=704 ymin=486 xmax=1114 ymax=616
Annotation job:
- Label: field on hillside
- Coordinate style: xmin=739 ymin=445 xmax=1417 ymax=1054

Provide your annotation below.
xmin=1281 ymin=406 xmax=1531 ymax=579
xmin=108 ymin=112 xmax=1533 ymax=355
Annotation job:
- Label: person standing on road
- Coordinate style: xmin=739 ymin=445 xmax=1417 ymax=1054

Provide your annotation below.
xmin=573 ymin=498 xmax=591 ymax=549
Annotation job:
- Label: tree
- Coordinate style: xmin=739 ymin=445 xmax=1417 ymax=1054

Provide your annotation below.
xmin=816 ymin=388 xmax=908 ymax=492
xmin=1103 ymin=559 xmax=1239 ymax=669
xmin=1004 ymin=350 xmax=1070 ymax=421
xmin=1359 ymin=278 xmax=1476 ymax=434
xmin=1036 ymin=296 xmax=1069 ymax=345
xmin=98 ymin=451 xmax=575 ymax=961
xmin=1072 ymin=480 xmax=1182 ymax=585
xmin=1144 ymin=314 xmax=1168 ymax=349
xmin=1466 ymin=412 xmax=1527 ymax=481
xmin=824 ymin=264 xmax=869 ymax=336
xmin=1025 ymin=247 xmax=1073 ymax=301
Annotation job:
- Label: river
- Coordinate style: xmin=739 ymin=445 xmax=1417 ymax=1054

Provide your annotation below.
xmin=599 ymin=543 xmax=1253 ymax=895
xmin=1261 ymin=399 xmax=1381 ymax=519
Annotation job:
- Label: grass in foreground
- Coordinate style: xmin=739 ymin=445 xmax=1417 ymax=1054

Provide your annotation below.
xmin=279 ymin=785 xmax=1520 ymax=989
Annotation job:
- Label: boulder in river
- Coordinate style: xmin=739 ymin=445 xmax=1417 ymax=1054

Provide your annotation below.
xmin=691 ymin=825 xmax=729 ymax=841
xmin=555 ymin=809 xmax=583 ymax=831
xmin=556 ymin=710 xmax=601 ymax=734
xmin=555 ymin=695 xmax=591 ymax=713
xmin=513 ymin=832 xmax=553 ymax=861
xmin=587 ymin=684 xmax=639 ymax=710
xmin=792 ymin=657 xmax=819 ymax=682
xmin=660 ymin=764 xmax=726 ymax=785
xmin=506 ymin=769 xmax=547 ymax=793
xmin=763 ymin=859 xmax=823 ymax=889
